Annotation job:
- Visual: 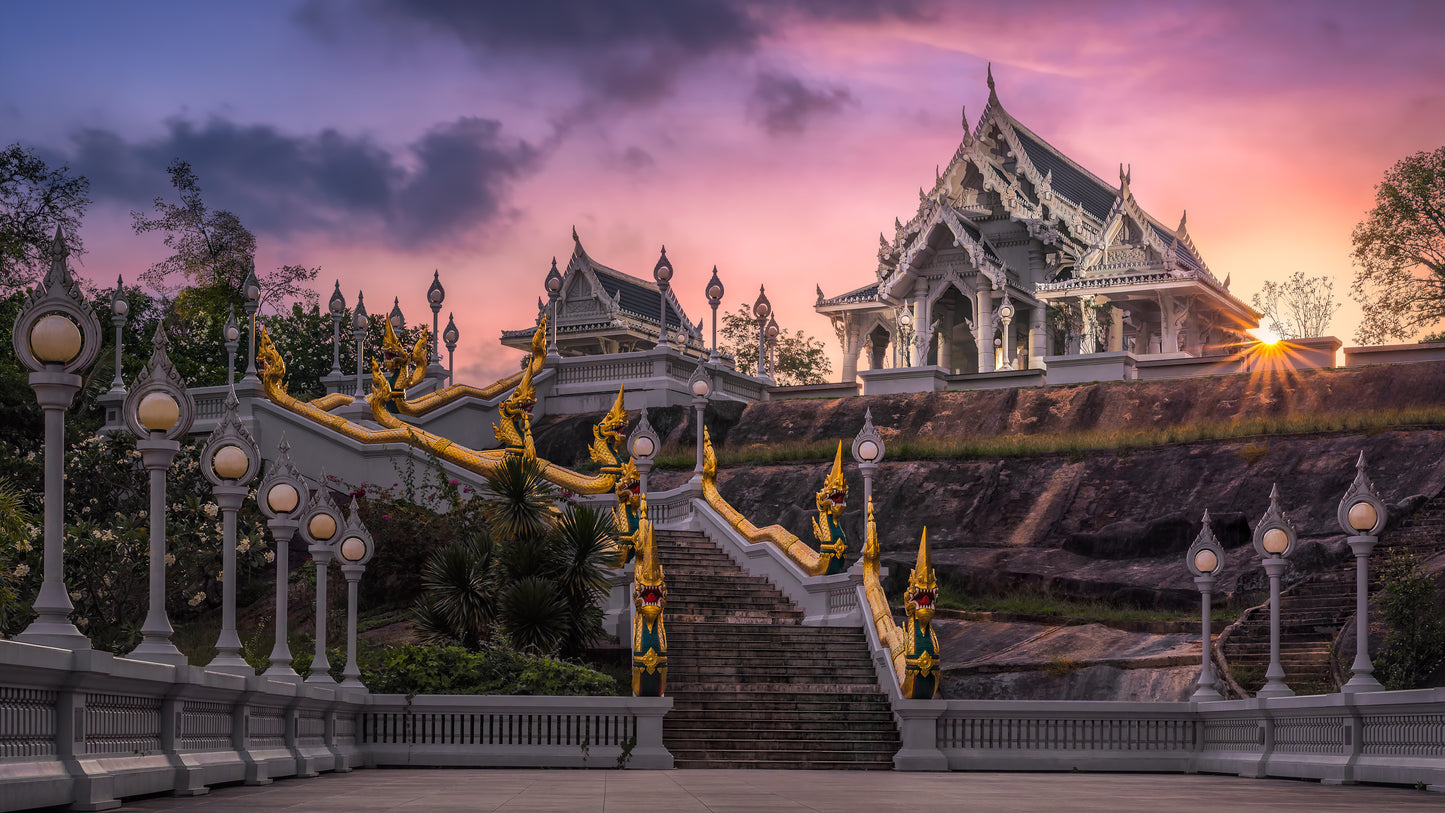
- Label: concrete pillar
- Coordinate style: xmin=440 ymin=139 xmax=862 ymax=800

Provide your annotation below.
xmin=976 ymin=287 xmax=994 ymax=373
xmin=937 ymin=308 xmax=953 ymax=372
xmin=1029 ymin=307 xmax=1046 ymax=368
xmin=839 ymin=316 xmax=859 ymax=382
xmin=914 ymin=289 xmax=929 ymax=367
xmin=1161 ymin=297 xmax=1180 ymax=353
xmin=1109 ymin=306 xmax=1124 ymax=352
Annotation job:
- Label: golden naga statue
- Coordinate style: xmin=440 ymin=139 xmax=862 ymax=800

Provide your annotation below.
xmin=613 ymin=457 xmax=643 ymax=563
xmin=355 ymin=315 xmax=550 ymax=418
xmin=631 ymin=496 xmax=667 ymax=697
xmin=491 ymin=347 xmax=540 ymax=460
xmin=254 ymin=319 xmax=620 ymax=495
xmin=699 ymin=428 xmax=848 ymax=577
xmin=859 ymin=497 xmax=940 ymax=699
xmin=809 ymin=442 xmax=850 ymax=574
xmin=590 ymin=388 xmax=629 ymax=475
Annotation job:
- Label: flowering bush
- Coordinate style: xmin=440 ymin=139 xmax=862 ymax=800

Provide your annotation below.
xmin=2 ymin=432 xmax=273 ymax=652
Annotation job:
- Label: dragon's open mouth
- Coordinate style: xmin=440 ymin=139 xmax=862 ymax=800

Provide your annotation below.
xmin=638 ymin=587 xmax=663 ymax=607
xmin=827 ymin=490 xmax=846 ymax=506
xmin=909 ymin=588 xmax=937 ymax=608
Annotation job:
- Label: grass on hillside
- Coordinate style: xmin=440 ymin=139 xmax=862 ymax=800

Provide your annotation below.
xmin=654 ymin=404 xmax=1445 ymax=469
xmin=886 ymin=576 xmax=1241 ymax=627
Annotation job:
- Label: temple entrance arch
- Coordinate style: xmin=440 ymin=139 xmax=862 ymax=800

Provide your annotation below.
xmin=866 ymin=324 xmax=892 ymax=370
xmin=926 ymin=284 xmax=979 ymax=374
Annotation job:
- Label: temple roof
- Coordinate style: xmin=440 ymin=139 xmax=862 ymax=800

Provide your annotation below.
xmin=1010 ymin=124 xmax=1117 ymax=222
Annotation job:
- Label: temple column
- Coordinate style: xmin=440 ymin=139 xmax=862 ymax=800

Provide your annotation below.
xmin=839 ymin=316 xmax=860 ymax=382
xmin=1109 ymin=306 xmax=1124 ymax=352
xmin=1160 ymin=296 xmax=1180 ymax=353
xmin=937 ymin=307 xmax=953 ymax=373
xmin=1029 ymin=306 xmax=1046 ymax=368
xmin=976 ymin=287 xmax=994 ymax=373
xmin=913 ymin=288 xmax=929 ymax=367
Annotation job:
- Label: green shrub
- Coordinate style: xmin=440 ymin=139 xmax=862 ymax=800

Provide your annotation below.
xmin=1374 ymin=551 xmax=1445 ymax=690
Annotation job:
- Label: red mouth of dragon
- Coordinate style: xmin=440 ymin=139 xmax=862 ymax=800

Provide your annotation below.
xmin=911 ymin=589 xmax=936 ymax=608
xmin=639 ymin=588 xmax=663 ymax=606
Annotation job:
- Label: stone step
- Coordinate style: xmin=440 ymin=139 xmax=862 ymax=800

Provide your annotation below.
xmin=667 ymin=746 xmax=897 ymax=763
xmin=666 ymin=710 xmax=896 ymax=725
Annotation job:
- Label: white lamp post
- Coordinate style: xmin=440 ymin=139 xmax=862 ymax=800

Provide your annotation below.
xmin=544 ymin=259 xmax=563 ymax=362
xmin=201 ymin=389 xmax=261 ymax=676
xmin=654 ymin=248 xmax=673 ymax=350
xmin=852 ymin=408 xmax=885 ymax=508
xmin=1187 ymin=510 xmax=1226 ymax=702
xmin=1338 ymin=452 xmax=1386 ymax=693
xmin=443 ymin=314 xmax=459 ymax=385
xmin=241 ymin=262 xmax=260 ymax=384
xmin=108 ymin=275 xmax=128 ymax=394
xmin=258 ymin=436 xmax=311 ymax=683
xmin=352 ymin=292 xmax=368 ymax=398
xmin=1252 ymin=484 xmax=1297 ymax=698
xmin=705 ymin=266 xmax=724 ymax=364
xmin=11 ymin=226 xmax=102 ymax=650
xmin=753 ymin=286 xmax=772 ymax=382
xmin=328 ymin=281 xmax=347 ymax=377
xmin=389 ymin=297 xmax=404 ymax=334
xmin=629 ymin=408 xmax=660 ymax=495
xmin=223 ymin=307 xmax=241 ymax=388
xmin=299 ymin=473 xmax=344 ymax=685
xmin=688 ymin=365 xmax=712 ymax=481
xmin=337 ymin=503 xmax=375 ymax=689
xmin=427 ymin=271 xmax=446 ymax=365
xmin=124 ymin=325 xmax=197 ymax=666
xmin=898 ymin=309 xmax=914 ymax=367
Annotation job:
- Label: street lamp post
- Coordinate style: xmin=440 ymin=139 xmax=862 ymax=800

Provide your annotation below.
xmin=629 ymin=408 xmax=660 ymax=495
xmin=688 ymin=365 xmax=712 ymax=482
xmin=12 ymin=226 xmax=102 ymax=650
xmin=898 ymin=309 xmax=914 ymax=367
xmin=201 ymin=390 xmax=261 ymax=676
xmin=223 ymin=308 xmax=241 ymax=388
xmin=328 ymin=281 xmax=347 ymax=377
xmin=427 ymin=271 xmax=445 ymax=365
xmin=705 ymin=266 xmax=724 ymax=365
xmin=337 ymin=502 xmax=375 ymax=689
xmin=389 ymin=297 xmax=404 ymax=334
xmin=258 ymin=436 xmax=311 ymax=683
xmin=352 ymin=292 xmax=368 ymax=398
xmin=852 ymin=408 xmax=885 ymax=508
xmin=1187 ymin=510 xmax=1226 ymax=702
xmin=654 ymin=248 xmax=673 ymax=350
xmin=545 ymin=259 xmax=563 ymax=362
xmin=124 ymin=325 xmax=197 ymax=666
xmin=1252 ymin=484 xmax=1297 ymax=699
xmin=108 ymin=275 xmax=128 ymax=393
xmin=241 ymin=262 xmax=260 ymax=384
xmin=765 ymin=317 xmax=780 ymax=380
xmin=1338 ymin=452 xmax=1387 ymax=693
xmin=443 ymin=314 xmax=459 ymax=385
xmin=753 ymin=286 xmax=772 ymax=382
xmin=299 ymin=473 xmax=344 ymax=685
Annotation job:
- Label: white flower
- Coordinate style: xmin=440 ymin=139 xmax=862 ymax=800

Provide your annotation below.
xmin=69 ymin=591 xmax=81 ymax=601
xmin=263 ymin=551 xmax=275 ymax=564
xmin=202 ymin=503 xmax=218 ymax=519
xmin=187 ymin=591 xmax=206 ymax=607
xmin=13 ymin=563 xmax=29 ymax=577
xmin=218 ymin=570 xmax=224 ymax=582
xmin=236 ymin=538 xmax=251 ymax=554
xmin=164 ymin=553 xmax=176 ymax=566
xmin=138 ymin=510 xmax=147 ymax=520
xmin=16 ymin=538 xmax=31 ymax=553
xmin=169 ymin=503 xmax=183 ymax=513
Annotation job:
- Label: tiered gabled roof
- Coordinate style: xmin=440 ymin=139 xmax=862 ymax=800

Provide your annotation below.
xmin=501 ymin=231 xmax=702 ymax=348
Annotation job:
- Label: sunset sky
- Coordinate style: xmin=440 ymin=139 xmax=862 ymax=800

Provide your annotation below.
xmin=3 ymin=1 xmax=1443 ymax=381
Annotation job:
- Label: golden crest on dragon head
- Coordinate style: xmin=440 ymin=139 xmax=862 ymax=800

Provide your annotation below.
xmin=815 ymin=441 xmax=848 ymax=518
xmin=591 ymin=387 xmax=628 ymax=472
xmin=904 ymin=528 xmax=939 ymax=627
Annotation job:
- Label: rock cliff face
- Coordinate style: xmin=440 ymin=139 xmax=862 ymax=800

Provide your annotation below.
xmin=533 ymin=361 xmax=1445 ymax=699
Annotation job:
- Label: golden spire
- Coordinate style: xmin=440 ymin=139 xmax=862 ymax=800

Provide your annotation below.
xmin=863 ymin=497 xmax=880 ymax=566
xmin=819 ymin=440 xmax=847 ymax=499
xmin=909 ymin=527 xmax=938 ymax=593
xmin=634 ymin=495 xmax=663 ymax=586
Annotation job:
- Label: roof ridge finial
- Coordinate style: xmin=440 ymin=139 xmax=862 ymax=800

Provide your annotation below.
xmin=1177 ymin=209 xmax=1188 ymax=235
xmin=986 ymin=62 xmax=996 ymax=103
xmin=961 ymin=103 xmax=969 ymax=131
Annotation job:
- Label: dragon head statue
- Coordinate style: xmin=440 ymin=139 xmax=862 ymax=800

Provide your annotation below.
xmin=613 ymin=456 xmax=642 ymax=562
xmin=901 ymin=526 xmax=940 ymax=699
xmin=590 ymin=387 xmax=628 ymax=473
xmin=631 ymin=495 xmax=667 ymax=697
xmin=256 ymin=326 xmax=288 ymax=399
xmin=815 ymin=441 xmax=849 ymax=519
xmin=494 ymin=342 xmax=540 ymax=458
xmin=379 ymin=317 xmax=430 ymax=394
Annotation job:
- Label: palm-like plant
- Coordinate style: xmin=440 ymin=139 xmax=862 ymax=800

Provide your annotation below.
xmin=410 ymin=458 xmax=621 ymax=657
xmin=412 ymin=532 xmax=494 ymax=649
xmin=0 ymin=478 xmax=34 ymax=633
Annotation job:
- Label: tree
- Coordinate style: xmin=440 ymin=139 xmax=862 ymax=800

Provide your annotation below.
xmin=718 ymin=303 xmax=833 ymax=385
xmin=1350 ymin=146 xmax=1445 ymax=344
xmin=1373 ymin=550 xmax=1445 ymax=690
xmin=131 ymin=159 xmax=317 ymax=315
xmin=0 ymin=143 xmax=90 ymax=292
xmin=1250 ymin=271 xmax=1341 ymax=340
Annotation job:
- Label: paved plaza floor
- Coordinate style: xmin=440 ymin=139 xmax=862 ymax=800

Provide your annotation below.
xmin=112 ymin=768 xmax=1442 ymax=812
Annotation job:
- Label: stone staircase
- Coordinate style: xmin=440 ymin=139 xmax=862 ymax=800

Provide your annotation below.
xmin=1222 ymin=491 xmax=1445 ymax=695
xmin=656 ymin=529 xmax=900 ymax=769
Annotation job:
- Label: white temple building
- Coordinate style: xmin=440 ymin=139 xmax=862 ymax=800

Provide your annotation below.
xmin=816 ymin=68 xmax=1264 ymax=389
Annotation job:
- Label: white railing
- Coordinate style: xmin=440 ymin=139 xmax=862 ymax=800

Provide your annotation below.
xmin=362 ymin=695 xmax=672 ymax=769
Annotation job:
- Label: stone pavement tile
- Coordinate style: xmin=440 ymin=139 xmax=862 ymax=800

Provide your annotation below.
xmin=106 ymin=769 xmax=1445 ymax=812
